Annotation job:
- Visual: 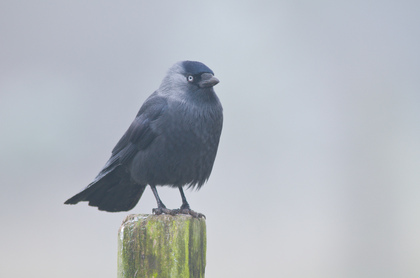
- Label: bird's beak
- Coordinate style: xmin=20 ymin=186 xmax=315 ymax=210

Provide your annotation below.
xmin=199 ymin=73 xmax=220 ymax=88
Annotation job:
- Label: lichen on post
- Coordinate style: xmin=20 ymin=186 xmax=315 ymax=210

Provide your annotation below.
xmin=118 ymin=214 xmax=206 ymax=278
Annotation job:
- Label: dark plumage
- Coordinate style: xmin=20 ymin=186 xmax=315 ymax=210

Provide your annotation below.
xmin=64 ymin=61 xmax=223 ymax=217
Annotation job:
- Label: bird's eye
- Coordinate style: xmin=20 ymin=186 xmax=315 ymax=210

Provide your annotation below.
xmin=187 ymin=75 xmax=194 ymax=82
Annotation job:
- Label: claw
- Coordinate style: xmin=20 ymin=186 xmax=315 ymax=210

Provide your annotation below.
xmin=152 ymin=207 xmax=174 ymax=215
xmin=179 ymin=208 xmax=206 ymax=219
xmin=152 ymin=207 xmax=205 ymax=218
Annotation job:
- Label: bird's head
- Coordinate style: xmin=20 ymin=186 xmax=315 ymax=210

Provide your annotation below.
xmin=159 ymin=61 xmax=219 ymax=95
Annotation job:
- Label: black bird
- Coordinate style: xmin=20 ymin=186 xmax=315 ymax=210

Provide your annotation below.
xmin=64 ymin=61 xmax=223 ymax=217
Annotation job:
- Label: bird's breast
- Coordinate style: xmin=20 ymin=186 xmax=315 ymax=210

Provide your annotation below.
xmin=130 ymin=100 xmax=222 ymax=187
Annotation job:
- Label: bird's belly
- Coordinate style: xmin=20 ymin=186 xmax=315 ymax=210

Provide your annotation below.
xmin=130 ymin=132 xmax=217 ymax=187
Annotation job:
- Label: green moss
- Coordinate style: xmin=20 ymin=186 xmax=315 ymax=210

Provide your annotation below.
xmin=118 ymin=214 xmax=206 ymax=278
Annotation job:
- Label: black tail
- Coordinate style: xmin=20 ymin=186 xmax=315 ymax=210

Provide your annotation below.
xmin=64 ymin=165 xmax=146 ymax=212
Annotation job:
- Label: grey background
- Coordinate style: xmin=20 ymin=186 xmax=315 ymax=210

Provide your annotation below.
xmin=1 ymin=1 xmax=419 ymax=277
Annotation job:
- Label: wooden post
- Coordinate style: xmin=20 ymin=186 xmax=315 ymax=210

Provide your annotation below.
xmin=118 ymin=214 xmax=206 ymax=278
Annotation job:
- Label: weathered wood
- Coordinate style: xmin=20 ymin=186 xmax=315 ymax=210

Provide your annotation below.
xmin=118 ymin=214 xmax=206 ymax=278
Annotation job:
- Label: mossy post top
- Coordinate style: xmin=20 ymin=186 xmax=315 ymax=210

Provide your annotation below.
xmin=118 ymin=214 xmax=206 ymax=278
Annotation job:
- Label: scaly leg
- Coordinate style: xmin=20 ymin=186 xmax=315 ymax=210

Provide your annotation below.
xmin=150 ymin=185 xmax=174 ymax=215
xmin=177 ymin=186 xmax=205 ymax=218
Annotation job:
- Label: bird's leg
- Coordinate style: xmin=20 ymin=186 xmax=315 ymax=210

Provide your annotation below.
xmin=177 ymin=186 xmax=205 ymax=218
xmin=179 ymin=186 xmax=190 ymax=210
xmin=150 ymin=185 xmax=174 ymax=215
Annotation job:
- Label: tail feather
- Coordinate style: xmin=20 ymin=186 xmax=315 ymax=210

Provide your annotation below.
xmin=64 ymin=165 xmax=146 ymax=212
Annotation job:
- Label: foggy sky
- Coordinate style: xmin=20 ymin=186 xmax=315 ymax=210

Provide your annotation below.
xmin=1 ymin=1 xmax=419 ymax=277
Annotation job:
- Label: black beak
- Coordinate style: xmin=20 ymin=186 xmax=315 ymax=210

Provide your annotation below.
xmin=199 ymin=73 xmax=219 ymax=88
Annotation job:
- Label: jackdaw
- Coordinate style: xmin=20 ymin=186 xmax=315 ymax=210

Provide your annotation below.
xmin=64 ymin=61 xmax=223 ymax=218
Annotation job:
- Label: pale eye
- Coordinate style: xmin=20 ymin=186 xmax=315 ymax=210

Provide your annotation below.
xmin=187 ymin=75 xmax=194 ymax=82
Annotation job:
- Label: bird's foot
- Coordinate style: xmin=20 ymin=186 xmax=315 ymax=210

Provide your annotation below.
xmin=152 ymin=207 xmax=177 ymax=216
xmin=152 ymin=207 xmax=205 ymax=218
xmin=178 ymin=208 xmax=206 ymax=219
